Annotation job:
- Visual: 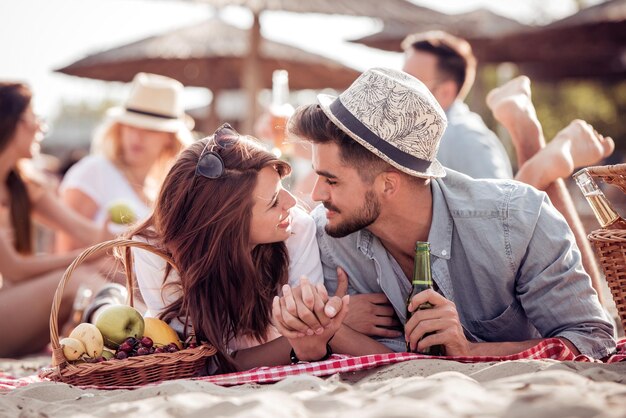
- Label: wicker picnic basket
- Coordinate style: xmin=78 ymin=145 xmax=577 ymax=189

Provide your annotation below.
xmin=40 ymin=238 xmax=217 ymax=387
xmin=584 ymin=164 xmax=626 ymax=334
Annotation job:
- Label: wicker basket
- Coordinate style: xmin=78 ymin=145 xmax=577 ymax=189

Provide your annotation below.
xmin=40 ymin=239 xmax=217 ymax=387
xmin=583 ymin=164 xmax=626 ymax=334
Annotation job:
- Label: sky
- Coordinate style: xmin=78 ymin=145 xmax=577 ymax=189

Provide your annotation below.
xmin=0 ymin=0 xmax=598 ymax=119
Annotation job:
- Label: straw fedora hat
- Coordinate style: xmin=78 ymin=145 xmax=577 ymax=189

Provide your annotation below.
xmin=317 ymin=67 xmax=447 ymax=178
xmin=107 ymin=72 xmax=194 ymax=133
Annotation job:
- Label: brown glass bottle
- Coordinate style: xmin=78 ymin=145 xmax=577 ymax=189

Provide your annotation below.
xmin=405 ymin=241 xmax=445 ymax=356
xmin=573 ymin=168 xmax=626 ymax=229
xmin=269 ymin=69 xmax=294 ymax=154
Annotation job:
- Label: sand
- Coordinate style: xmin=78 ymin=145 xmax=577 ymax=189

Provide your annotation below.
xmin=1 ymin=356 xmax=625 ymax=418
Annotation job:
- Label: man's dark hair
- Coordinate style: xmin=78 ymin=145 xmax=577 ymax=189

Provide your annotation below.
xmin=288 ymin=104 xmax=392 ymax=183
xmin=402 ymin=30 xmax=476 ymax=100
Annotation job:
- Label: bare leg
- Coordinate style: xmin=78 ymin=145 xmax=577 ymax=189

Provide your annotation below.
xmin=487 ymin=76 xmax=607 ymax=305
xmin=517 ymin=120 xmax=614 ymax=190
xmin=486 ymin=76 xmax=543 ymax=166
xmin=0 ymin=264 xmax=106 ymax=357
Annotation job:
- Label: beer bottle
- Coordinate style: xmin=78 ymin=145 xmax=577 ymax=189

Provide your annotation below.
xmin=573 ymin=168 xmax=626 ymax=230
xmin=406 ymin=241 xmax=445 ymax=356
xmin=269 ymin=69 xmax=294 ymax=155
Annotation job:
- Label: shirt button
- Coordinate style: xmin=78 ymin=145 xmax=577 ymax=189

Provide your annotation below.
xmin=441 ymin=250 xmax=447 ymax=256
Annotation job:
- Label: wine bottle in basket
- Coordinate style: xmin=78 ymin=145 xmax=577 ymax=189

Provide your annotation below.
xmin=573 ymin=168 xmax=626 ymax=230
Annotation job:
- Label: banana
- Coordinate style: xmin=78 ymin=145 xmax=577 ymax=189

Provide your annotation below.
xmin=69 ymin=323 xmax=104 ymax=358
xmin=60 ymin=337 xmax=86 ymax=361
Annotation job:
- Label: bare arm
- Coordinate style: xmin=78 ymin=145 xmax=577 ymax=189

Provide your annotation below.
xmin=465 ymin=338 xmax=579 ymax=357
xmin=0 ymin=228 xmax=82 ymax=282
xmin=406 ymin=289 xmax=581 ymax=357
xmin=231 ymin=336 xmax=293 ymax=370
xmin=34 ymin=187 xmax=112 ymax=251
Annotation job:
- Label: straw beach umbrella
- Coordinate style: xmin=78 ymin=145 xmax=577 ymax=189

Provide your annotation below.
xmin=473 ymin=0 xmax=626 ymax=80
xmin=56 ymin=18 xmax=361 ymax=131
xmin=352 ymin=0 xmax=626 ymax=81
xmin=350 ymin=8 xmax=532 ymax=59
xmin=164 ymin=0 xmax=449 ymax=129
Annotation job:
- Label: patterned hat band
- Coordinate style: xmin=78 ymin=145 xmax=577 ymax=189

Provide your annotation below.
xmin=329 ymin=99 xmax=433 ymax=173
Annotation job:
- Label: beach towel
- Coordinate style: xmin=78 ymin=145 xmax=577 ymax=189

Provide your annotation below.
xmin=1 ymin=337 xmax=624 ymax=391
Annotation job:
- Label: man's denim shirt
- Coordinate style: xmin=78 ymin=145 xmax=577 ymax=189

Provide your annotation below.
xmin=313 ymin=169 xmax=616 ymax=359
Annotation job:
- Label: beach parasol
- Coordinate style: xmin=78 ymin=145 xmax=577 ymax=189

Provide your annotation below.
xmin=55 ymin=18 xmax=361 ymax=131
xmin=352 ymin=0 xmax=626 ymax=81
xmin=474 ymin=0 xmax=626 ymax=80
xmin=350 ymin=8 xmax=532 ymax=60
xmin=164 ymin=0 xmax=448 ymax=129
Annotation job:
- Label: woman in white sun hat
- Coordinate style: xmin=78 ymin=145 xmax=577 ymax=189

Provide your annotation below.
xmin=58 ymin=73 xmax=194 ymax=250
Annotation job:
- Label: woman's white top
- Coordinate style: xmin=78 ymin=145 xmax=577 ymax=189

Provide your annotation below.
xmin=132 ymin=205 xmax=323 ymax=352
xmin=60 ymin=155 xmax=152 ymax=234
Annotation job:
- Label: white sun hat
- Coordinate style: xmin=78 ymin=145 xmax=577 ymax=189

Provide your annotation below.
xmin=107 ymin=72 xmax=194 ymax=133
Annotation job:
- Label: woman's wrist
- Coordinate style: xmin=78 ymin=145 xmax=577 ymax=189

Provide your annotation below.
xmin=291 ymin=342 xmax=330 ymax=363
xmin=291 ymin=343 xmax=332 ymax=363
xmin=290 ymin=334 xmax=336 ymax=363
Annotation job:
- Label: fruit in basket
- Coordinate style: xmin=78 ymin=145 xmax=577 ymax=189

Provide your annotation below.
xmin=59 ymin=337 xmax=86 ymax=361
xmin=95 ymin=305 xmax=145 ymax=348
xmin=143 ymin=317 xmax=183 ymax=349
xmin=101 ymin=349 xmax=115 ymax=361
xmin=108 ymin=201 xmax=137 ymax=225
xmin=69 ymin=323 xmax=104 ymax=358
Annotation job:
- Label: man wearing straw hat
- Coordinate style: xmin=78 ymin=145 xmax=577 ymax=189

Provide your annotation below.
xmin=287 ymin=68 xmax=615 ymax=359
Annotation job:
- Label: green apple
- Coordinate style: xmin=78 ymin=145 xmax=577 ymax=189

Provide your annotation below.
xmin=108 ymin=202 xmax=137 ymax=225
xmin=95 ymin=305 xmax=145 ymax=349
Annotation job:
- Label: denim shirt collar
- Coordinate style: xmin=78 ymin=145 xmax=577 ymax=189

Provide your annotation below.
xmin=353 ymin=180 xmax=453 ymax=261
xmin=356 ymin=228 xmax=375 ymax=259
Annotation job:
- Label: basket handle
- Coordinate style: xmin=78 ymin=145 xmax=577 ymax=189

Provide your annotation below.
xmin=49 ymin=238 xmax=177 ymax=366
xmin=584 ymin=163 xmax=626 ymax=195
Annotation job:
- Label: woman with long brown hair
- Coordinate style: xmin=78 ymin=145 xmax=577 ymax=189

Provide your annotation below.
xmin=0 ymin=82 xmax=109 ymax=357
xmin=132 ymin=123 xmax=388 ymax=373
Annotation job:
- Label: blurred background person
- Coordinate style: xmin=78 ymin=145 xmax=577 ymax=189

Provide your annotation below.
xmin=402 ymin=30 xmax=512 ymax=179
xmin=0 ymin=82 xmax=110 ymax=357
xmin=57 ymin=73 xmax=194 ymax=251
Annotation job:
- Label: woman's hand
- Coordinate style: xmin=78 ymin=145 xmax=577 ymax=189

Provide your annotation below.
xmin=273 ymin=268 xmax=349 ymax=337
xmin=272 ymin=273 xmax=349 ymax=361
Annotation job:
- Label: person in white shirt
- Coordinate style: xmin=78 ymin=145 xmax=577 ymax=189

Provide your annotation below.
xmin=58 ymin=73 xmax=194 ymax=249
xmin=129 ymin=124 xmax=385 ymax=373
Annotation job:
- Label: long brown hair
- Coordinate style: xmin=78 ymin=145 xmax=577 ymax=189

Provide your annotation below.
xmin=133 ymin=131 xmax=291 ymax=372
xmin=0 ymin=82 xmax=33 ymax=254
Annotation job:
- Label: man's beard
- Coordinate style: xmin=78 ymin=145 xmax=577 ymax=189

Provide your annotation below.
xmin=324 ymin=190 xmax=381 ymax=238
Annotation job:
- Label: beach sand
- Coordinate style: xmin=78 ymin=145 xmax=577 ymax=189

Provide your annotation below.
xmin=1 ymin=356 xmax=625 ymax=417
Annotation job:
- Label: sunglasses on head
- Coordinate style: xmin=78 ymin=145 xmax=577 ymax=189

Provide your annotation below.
xmin=195 ymin=123 xmax=239 ymax=179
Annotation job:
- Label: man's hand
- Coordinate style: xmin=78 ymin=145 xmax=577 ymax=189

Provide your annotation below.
xmin=405 ymin=289 xmax=469 ymax=356
xmin=272 ymin=274 xmax=349 ymax=361
xmin=344 ymin=292 xmax=402 ymax=338
xmin=272 ymin=267 xmax=349 ymax=337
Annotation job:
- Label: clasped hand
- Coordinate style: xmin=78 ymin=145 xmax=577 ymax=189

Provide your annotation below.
xmin=272 ymin=268 xmax=350 ymax=361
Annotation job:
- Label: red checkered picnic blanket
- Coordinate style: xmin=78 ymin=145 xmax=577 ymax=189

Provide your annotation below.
xmin=1 ymin=338 xmax=624 ymax=391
